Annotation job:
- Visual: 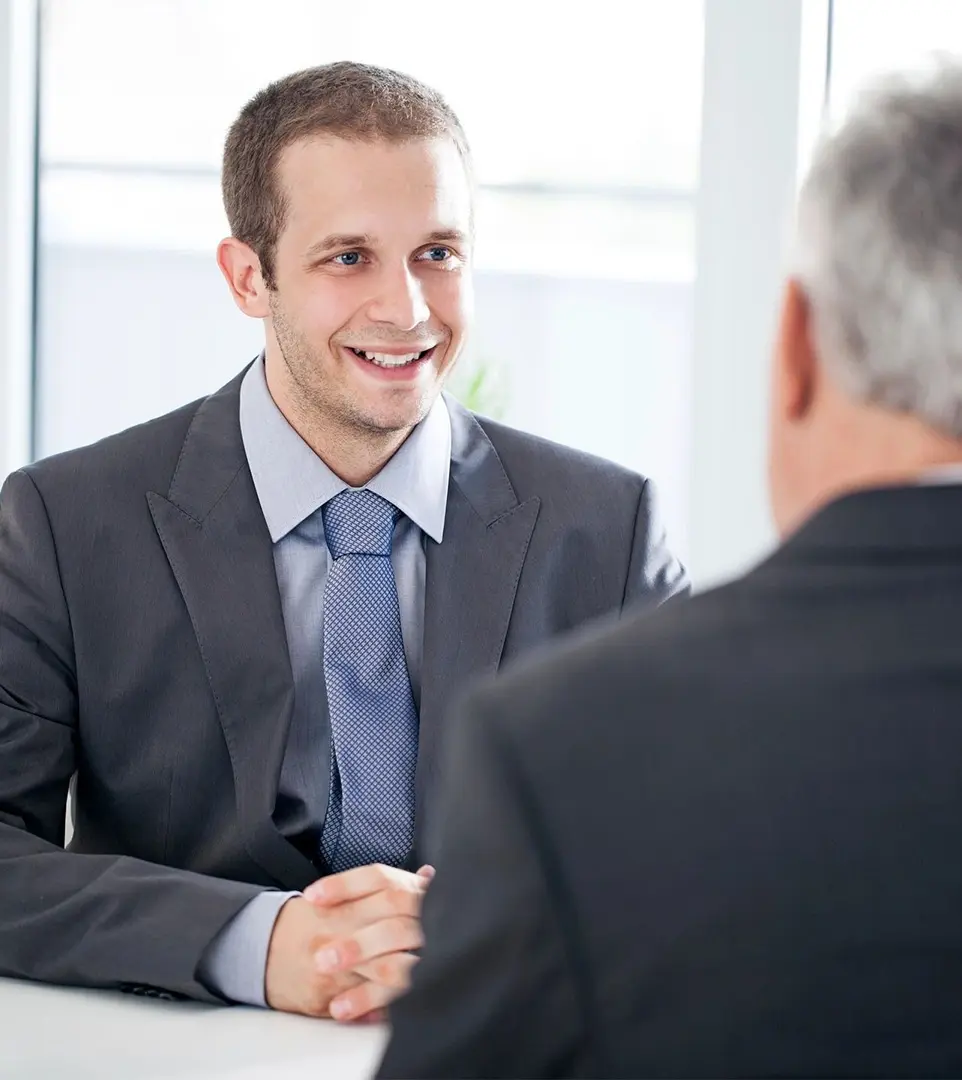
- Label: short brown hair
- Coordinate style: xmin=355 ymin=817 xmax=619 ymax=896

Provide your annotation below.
xmin=222 ymin=61 xmax=471 ymax=288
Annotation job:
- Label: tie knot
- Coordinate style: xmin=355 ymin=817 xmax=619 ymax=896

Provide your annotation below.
xmin=322 ymin=489 xmax=399 ymax=559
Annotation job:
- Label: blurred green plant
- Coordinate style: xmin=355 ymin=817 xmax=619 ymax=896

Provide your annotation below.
xmin=448 ymin=357 xmax=508 ymax=419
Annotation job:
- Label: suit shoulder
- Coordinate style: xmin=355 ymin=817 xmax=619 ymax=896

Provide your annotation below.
xmin=475 ymin=415 xmax=648 ymax=499
xmin=473 ymin=576 xmax=760 ymax=755
xmin=18 ymin=395 xmax=206 ymax=501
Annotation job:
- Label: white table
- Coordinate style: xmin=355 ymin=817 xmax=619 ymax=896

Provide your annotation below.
xmin=0 ymin=976 xmax=388 ymax=1080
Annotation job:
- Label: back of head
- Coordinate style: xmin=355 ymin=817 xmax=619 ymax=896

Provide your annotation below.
xmin=769 ymin=59 xmax=962 ymax=534
xmin=221 ymin=61 xmax=470 ymax=289
xmin=793 ymin=58 xmax=962 ymax=437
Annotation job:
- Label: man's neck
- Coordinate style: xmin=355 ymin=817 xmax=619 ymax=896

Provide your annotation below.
xmin=785 ymin=407 xmax=962 ymax=536
xmin=305 ymin=426 xmax=412 ymax=488
xmin=829 ymin=405 xmax=962 ymax=492
xmin=286 ymin=400 xmax=412 ymax=487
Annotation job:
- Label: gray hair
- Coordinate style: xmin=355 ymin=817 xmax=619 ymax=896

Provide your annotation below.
xmin=792 ymin=57 xmax=962 ymax=437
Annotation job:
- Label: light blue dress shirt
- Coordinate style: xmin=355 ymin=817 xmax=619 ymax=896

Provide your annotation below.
xmin=198 ymin=357 xmax=451 ymax=1006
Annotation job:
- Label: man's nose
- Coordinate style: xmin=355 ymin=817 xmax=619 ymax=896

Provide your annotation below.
xmin=364 ymin=264 xmax=431 ymax=331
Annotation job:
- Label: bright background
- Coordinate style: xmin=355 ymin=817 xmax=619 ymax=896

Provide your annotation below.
xmin=1 ymin=0 xmax=958 ymax=587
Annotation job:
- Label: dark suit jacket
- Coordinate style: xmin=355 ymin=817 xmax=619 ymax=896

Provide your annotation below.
xmin=0 ymin=367 xmax=686 ymax=1002
xmin=380 ymin=484 xmax=962 ymax=1079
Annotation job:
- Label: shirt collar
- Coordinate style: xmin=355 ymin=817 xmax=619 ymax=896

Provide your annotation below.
xmin=919 ymin=462 xmax=962 ymax=486
xmin=239 ymin=356 xmax=451 ymax=544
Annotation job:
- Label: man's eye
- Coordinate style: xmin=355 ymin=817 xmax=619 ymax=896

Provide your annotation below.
xmin=333 ymin=252 xmax=362 ymax=266
xmin=422 ymin=246 xmax=453 ymax=262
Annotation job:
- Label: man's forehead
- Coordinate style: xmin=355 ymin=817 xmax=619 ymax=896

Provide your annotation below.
xmin=277 ymin=133 xmax=469 ymax=184
xmin=277 ymin=140 xmax=471 ymax=245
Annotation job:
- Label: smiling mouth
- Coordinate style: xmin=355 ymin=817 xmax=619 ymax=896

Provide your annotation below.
xmin=347 ymin=346 xmax=436 ymax=368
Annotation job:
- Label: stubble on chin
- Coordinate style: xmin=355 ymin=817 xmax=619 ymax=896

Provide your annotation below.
xmin=271 ymin=302 xmax=447 ymax=440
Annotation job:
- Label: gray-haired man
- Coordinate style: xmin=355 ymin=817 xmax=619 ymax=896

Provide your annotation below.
xmin=380 ymin=60 xmax=962 ymax=1078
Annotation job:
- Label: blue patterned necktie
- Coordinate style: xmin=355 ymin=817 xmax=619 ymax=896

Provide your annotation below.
xmin=319 ymin=488 xmax=419 ymax=872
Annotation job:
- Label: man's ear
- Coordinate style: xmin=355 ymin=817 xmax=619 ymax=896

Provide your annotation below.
xmin=217 ymin=237 xmax=271 ymax=318
xmin=773 ymin=277 xmax=819 ymax=424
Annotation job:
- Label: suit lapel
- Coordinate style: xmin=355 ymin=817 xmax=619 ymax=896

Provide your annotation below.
xmin=417 ymin=397 xmax=540 ymax=812
xmin=147 ymin=372 xmax=316 ymax=890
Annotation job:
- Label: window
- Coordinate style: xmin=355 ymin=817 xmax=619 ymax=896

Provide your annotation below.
xmin=829 ymin=0 xmax=962 ymax=115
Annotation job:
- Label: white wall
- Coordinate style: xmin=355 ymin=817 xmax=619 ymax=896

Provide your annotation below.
xmin=687 ymin=0 xmax=816 ymax=589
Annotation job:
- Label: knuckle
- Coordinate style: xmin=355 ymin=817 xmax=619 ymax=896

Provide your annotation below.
xmin=374 ymin=958 xmax=410 ymax=990
xmin=341 ymin=939 xmax=361 ymax=965
xmin=373 ymin=958 xmax=396 ymax=983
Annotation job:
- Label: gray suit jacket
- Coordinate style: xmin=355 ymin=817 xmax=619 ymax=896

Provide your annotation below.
xmin=0 ymin=367 xmax=687 ymax=1002
xmin=379 ymin=485 xmax=962 ymax=1078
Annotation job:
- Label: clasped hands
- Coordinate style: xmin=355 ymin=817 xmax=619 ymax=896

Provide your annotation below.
xmin=265 ymin=862 xmax=433 ymax=1022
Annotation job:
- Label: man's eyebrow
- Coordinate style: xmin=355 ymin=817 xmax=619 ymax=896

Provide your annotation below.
xmin=304 ymin=233 xmax=374 ymax=260
xmin=425 ymin=229 xmax=469 ymax=245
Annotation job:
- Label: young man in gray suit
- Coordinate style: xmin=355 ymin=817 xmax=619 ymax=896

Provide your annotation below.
xmin=379 ymin=61 xmax=962 ymax=1076
xmin=0 ymin=63 xmax=686 ymax=1022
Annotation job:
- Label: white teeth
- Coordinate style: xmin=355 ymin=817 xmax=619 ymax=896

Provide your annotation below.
xmin=362 ymin=350 xmax=422 ymax=367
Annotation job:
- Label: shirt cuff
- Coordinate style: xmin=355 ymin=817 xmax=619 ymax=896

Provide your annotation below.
xmin=196 ymin=890 xmax=299 ymax=1007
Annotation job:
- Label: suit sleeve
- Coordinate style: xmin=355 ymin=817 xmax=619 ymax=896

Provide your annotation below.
xmin=0 ymin=470 xmax=265 ymax=1002
xmin=623 ymin=477 xmax=691 ymax=609
xmin=377 ymin=688 xmax=587 ymax=1080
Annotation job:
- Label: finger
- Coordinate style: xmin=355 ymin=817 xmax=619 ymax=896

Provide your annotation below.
xmin=314 ymin=916 xmax=423 ymax=973
xmin=329 ymin=880 xmax=424 ymax=931
xmin=416 ymin=864 xmax=436 ymax=881
xmin=300 ymin=889 xmax=422 ymax=943
xmin=301 ymin=884 xmax=423 ymax=943
xmin=354 ymin=951 xmax=419 ymax=992
xmin=305 ymin=875 xmax=426 ymax=934
xmin=355 ymin=1007 xmax=388 ymax=1025
xmin=304 ymin=970 xmax=363 ymax=1018
xmin=328 ymin=973 xmax=410 ymax=1022
xmin=303 ymin=864 xmax=425 ymax=906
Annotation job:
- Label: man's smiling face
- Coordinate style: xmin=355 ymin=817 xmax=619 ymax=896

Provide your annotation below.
xmin=264 ymin=135 xmax=474 ymax=438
